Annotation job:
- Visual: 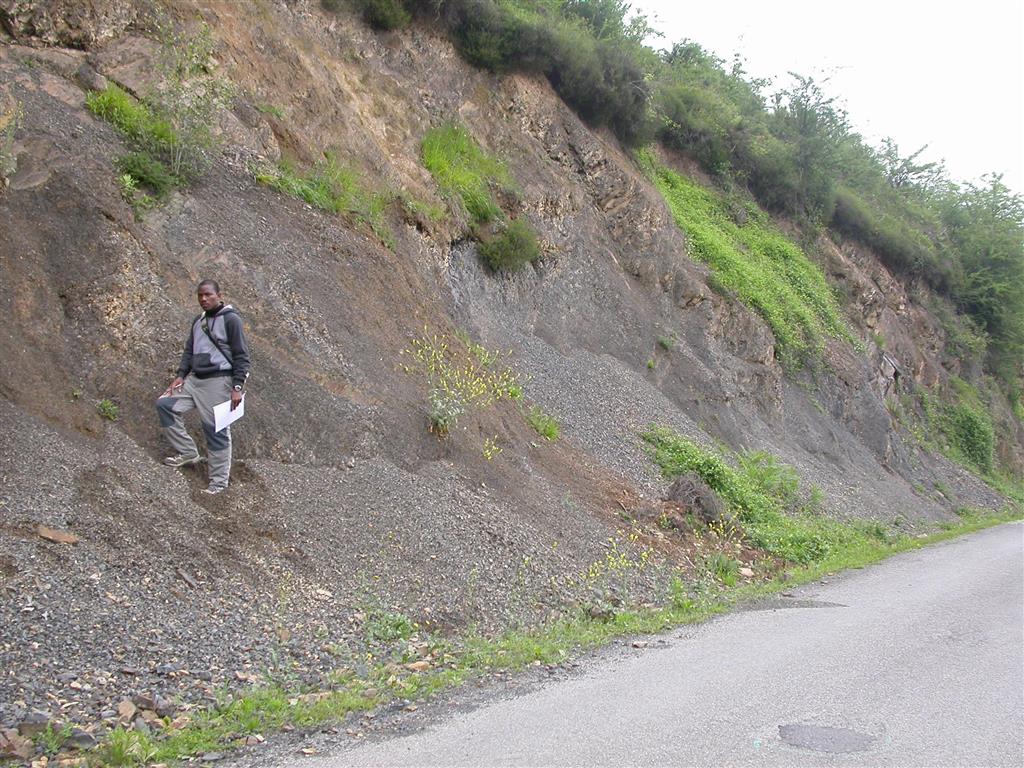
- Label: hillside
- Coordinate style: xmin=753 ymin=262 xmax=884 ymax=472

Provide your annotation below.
xmin=0 ymin=0 xmax=1019 ymax=762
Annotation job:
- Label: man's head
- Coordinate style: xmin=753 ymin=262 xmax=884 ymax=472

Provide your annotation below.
xmin=197 ymin=279 xmax=223 ymax=312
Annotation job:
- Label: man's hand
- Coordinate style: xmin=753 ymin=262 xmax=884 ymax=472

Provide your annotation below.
xmin=230 ymin=388 xmax=243 ymax=411
xmin=171 ymin=377 xmax=185 ymax=392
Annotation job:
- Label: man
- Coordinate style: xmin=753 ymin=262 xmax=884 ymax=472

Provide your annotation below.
xmin=156 ymin=279 xmax=250 ymax=495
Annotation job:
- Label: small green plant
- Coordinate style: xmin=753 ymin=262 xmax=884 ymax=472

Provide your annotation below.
xmin=483 ymin=436 xmax=502 ymax=461
xmin=364 ymin=609 xmax=415 ymax=643
xmin=646 ymin=358 xmax=655 ymax=370
xmin=34 ymin=723 xmax=72 ymax=757
xmin=704 ymin=552 xmax=740 ymax=586
xmin=116 ymin=151 xmax=180 ymax=198
xmin=524 ymin=405 xmax=560 ymax=441
xmin=256 ymin=103 xmax=286 ymax=119
xmin=657 ymin=334 xmax=676 ymax=351
xmin=0 ymin=95 xmax=23 ymax=188
xmin=97 ymin=399 xmax=119 ymax=421
xmin=399 ymin=328 xmax=523 ymax=436
xmin=98 ymin=727 xmax=157 ymax=767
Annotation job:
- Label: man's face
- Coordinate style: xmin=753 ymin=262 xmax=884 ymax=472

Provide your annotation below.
xmin=197 ymin=285 xmax=221 ymax=311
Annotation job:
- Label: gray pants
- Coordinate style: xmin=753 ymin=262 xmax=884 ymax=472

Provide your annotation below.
xmin=156 ymin=375 xmax=233 ymax=489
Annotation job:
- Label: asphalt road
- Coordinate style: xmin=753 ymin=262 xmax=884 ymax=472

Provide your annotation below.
xmin=293 ymin=523 xmax=1023 ymax=767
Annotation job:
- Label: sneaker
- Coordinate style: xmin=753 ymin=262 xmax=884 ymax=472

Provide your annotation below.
xmin=164 ymin=453 xmax=202 ymax=467
xmin=201 ymin=485 xmax=227 ymax=495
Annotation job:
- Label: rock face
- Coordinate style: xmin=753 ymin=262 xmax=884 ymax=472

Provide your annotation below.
xmin=0 ymin=0 xmax=136 ymax=47
xmin=0 ymin=0 xmax=1014 ymax=736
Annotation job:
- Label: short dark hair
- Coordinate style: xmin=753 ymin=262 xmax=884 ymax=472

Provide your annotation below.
xmin=197 ymin=279 xmax=221 ymax=294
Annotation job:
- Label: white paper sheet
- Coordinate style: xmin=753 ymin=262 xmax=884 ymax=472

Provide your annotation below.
xmin=213 ymin=395 xmax=245 ymax=432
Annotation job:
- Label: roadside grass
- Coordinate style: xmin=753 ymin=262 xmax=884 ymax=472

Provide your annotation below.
xmin=636 ymin=149 xmax=854 ymax=368
xmin=80 ymin=432 xmax=1019 ymax=766
xmin=252 ymin=156 xmax=395 ymax=248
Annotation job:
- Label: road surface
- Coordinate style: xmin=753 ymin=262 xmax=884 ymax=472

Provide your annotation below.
xmin=289 ymin=523 xmax=1023 ymax=767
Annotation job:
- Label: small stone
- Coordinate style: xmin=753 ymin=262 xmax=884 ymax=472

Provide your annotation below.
xmin=116 ymin=700 xmax=137 ymax=724
xmin=66 ymin=729 xmax=97 ymax=750
xmin=1 ymin=728 xmax=34 ymax=760
xmin=299 ymin=747 xmax=316 ymax=756
xmin=631 ymin=640 xmax=648 ymax=649
xmin=17 ymin=712 xmax=50 ymax=737
xmin=404 ymin=661 xmax=430 ymax=672
xmin=36 ymin=526 xmax=79 ymax=545
xmin=132 ymin=694 xmax=156 ymax=711
xmin=200 ymin=752 xmax=224 ymax=762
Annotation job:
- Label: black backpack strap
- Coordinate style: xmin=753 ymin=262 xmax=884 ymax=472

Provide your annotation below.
xmin=200 ymin=308 xmax=236 ymax=364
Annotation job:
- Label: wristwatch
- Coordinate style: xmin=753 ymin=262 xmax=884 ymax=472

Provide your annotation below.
xmin=233 ymin=384 xmax=243 ymax=392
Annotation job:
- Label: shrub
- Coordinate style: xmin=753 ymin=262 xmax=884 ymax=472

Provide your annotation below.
xmin=97 ymin=399 xmax=119 ymax=421
xmin=477 ymin=217 xmax=540 ymax=272
xmin=355 ymin=0 xmax=411 ymax=29
xmin=943 ymin=401 xmax=994 ymax=474
xmin=116 ymin=151 xmax=180 ymax=198
xmin=642 ymin=426 xmax=861 ymax=564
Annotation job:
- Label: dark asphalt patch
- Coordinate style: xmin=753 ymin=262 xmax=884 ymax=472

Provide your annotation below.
xmin=778 ymin=723 xmax=876 ymax=753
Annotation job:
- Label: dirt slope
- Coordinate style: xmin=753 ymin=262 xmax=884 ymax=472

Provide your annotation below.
xmin=0 ymin=0 xmax=1008 ymax=739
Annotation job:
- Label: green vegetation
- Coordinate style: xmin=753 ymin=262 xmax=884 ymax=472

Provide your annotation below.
xmin=421 ymin=122 xmax=513 ymax=225
xmin=96 ymin=399 xmax=119 ymax=421
xmin=638 ymin=150 xmax=853 ymax=367
xmin=914 ymin=379 xmax=996 ymax=475
xmin=421 ymin=122 xmax=541 ymax=272
xmin=86 ymin=84 xmax=176 ymax=150
xmin=642 ymin=426 xmax=885 ymax=564
xmin=383 ymin=0 xmax=1023 ymax=393
xmin=253 ymin=156 xmax=394 ymax=246
xmin=85 ymin=20 xmax=233 ymax=220
xmin=524 ymin=404 xmax=560 ymax=441
xmin=477 ymin=217 xmax=541 ymax=271
xmin=399 ymin=327 xmax=523 ymax=436
xmin=364 ymin=608 xmax=416 ymax=643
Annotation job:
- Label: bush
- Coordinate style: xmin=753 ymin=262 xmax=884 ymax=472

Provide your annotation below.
xmin=354 ymin=0 xmax=411 ymax=30
xmin=477 ymin=217 xmax=540 ymax=272
xmin=943 ymin=401 xmax=994 ymax=474
xmin=116 ymin=151 xmax=180 ymax=198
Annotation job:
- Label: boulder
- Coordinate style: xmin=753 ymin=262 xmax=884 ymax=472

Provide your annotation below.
xmin=665 ymin=472 xmax=726 ymax=525
xmin=0 ymin=0 xmax=137 ymax=48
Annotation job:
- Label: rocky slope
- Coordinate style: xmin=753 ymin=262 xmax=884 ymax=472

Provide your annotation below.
xmin=0 ymin=0 xmax=1013 ymax=754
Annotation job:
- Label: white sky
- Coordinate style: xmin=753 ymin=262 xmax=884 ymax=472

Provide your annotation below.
xmin=630 ymin=0 xmax=1024 ymax=195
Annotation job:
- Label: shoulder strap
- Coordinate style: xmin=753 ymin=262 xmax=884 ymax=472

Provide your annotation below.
xmin=200 ymin=310 xmax=234 ymax=364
